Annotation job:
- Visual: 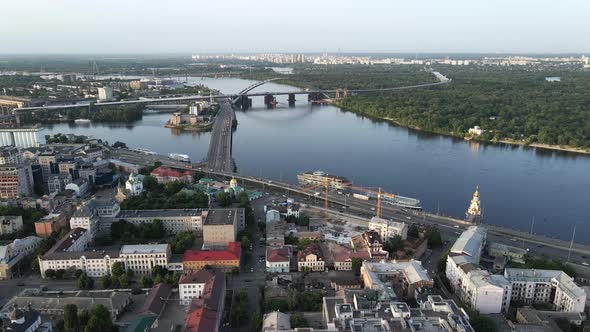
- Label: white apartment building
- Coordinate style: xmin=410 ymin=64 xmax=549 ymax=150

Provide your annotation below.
xmin=446 ymin=226 xmax=512 ymax=314
xmin=97 ymin=87 xmax=113 ymax=101
xmin=39 ymin=244 xmax=170 ymax=278
xmin=179 ymin=269 xmax=215 ymax=305
xmin=0 ymin=216 xmax=23 ymax=235
xmin=39 ymin=251 xmax=121 ymax=278
xmin=10 ymin=236 xmax=42 ymax=257
xmin=449 ymin=226 xmax=486 ymax=263
xmin=119 ymin=244 xmax=170 ymax=276
xmin=368 ymin=217 xmax=408 ymax=240
xmin=504 ymin=268 xmax=586 ymax=313
xmin=69 ymin=203 xmax=99 ymax=236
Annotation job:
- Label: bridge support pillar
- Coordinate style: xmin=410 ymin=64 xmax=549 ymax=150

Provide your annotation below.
xmin=308 ymin=92 xmax=323 ymax=103
xmin=264 ymin=94 xmax=276 ymax=109
xmin=288 ymin=93 xmax=296 ymax=107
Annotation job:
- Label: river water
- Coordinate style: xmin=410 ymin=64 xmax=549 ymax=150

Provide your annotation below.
xmin=42 ymin=77 xmax=590 ymax=243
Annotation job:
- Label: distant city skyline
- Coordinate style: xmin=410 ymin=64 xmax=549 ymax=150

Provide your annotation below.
xmin=2 ymin=0 xmax=590 ymax=54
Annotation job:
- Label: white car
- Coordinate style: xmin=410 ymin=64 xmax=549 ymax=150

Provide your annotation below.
xmin=582 ymin=262 xmax=589 ymax=266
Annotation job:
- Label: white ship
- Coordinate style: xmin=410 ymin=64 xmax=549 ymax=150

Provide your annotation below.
xmin=169 ymin=153 xmax=191 ymax=163
xmin=74 ymin=118 xmax=91 ymax=123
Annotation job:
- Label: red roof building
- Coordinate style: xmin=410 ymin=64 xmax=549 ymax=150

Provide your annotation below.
xmin=183 ymin=242 xmax=241 ymax=272
xmin=150 ymin=166 xmax=193 ymax=184
xmin=185 ymin=307 xmax=219 ymax=332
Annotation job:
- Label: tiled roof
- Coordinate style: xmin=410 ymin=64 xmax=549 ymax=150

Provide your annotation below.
xmin=141 ymin=283 xmax=172 ymax=316
xmin=185 ymin=307 xmax=218 ymax=332
xmin=266 ymin=247 xmax=290 ymax=262
xmin=183 ymin=242 xmax=241 ymax=262
xmin=179 ymin=269 xmax=215 ymax=285
xmin=297 ymin=243 xmax=323 ymax=261
xmin=150 ymin=166 xmax=191 ymax=178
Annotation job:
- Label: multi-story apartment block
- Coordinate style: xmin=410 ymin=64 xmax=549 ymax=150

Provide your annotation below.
xmin=183 ymin=242 xmax=241 ymax=272
xmin=202 ymin=208 xmax=244 ymax=248
xmin=446 ymin=226 xmax=512 ymax=314
xmin=114 ymin=209 xmax=204 ymax=235
xmin=368 ymin=217 xmax=408 ymax=240
xmin=69 ymin=203 xmax=99 ymax=236
xmin=38 ymin=244 xmax=170 ymax=278
xmin=119 ymin=244 xmax=170 ymax=276
xmin=505 ymin=268 xmax=586 ymax=313
xmin=0 ymin=163 xmax=33 ymax=199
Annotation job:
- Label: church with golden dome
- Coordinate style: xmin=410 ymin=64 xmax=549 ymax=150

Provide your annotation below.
xmin=466 ymin=185 xmax=482 ymax=223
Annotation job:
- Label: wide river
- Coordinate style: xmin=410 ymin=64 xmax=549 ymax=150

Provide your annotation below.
xmin=43 ymin=77 xmax=590 ymax=243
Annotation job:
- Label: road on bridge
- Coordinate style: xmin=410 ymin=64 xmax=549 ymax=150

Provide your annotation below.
xmin=206 ymin=98 xmax=234 ymax=172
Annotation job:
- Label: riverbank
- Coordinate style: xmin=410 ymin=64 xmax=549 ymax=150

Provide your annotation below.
xmin=332 ymin=100 xmax=590 ymax=156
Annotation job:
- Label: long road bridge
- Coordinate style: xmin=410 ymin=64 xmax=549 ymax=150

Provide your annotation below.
xmin=206 ymin=97 xmax=234 ymax=172
xmin=12 ymin=72 xmax=450 ymax=112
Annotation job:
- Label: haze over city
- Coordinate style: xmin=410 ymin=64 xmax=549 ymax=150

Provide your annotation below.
xmin=1 ymin=3 xmax=590 ymax=332
xmin=2 ymin=0 xmax=590 ymax=54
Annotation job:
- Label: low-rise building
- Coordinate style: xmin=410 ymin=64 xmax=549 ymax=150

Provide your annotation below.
xmin=1 ymin=289 xmax=131 ymax=318
xmin=505 ymin=268 xmax=586 ymax=313
xmin=0 ymin=216 xmax=23 ymax=235
xmin=0 ymin=236 xmax=42 ymax=280
xmin=183 ymin=242 xmax=241 ymax=272
xmin=368 ymin=217 xmax=408 ymax=240
xmin=361 ymin=260 xmax=433 ymax=300
xmin=266 ymin=247 xmax=290 ymax=273
xmin=487 ymin=242 xmax=527 ymax=264
xmin=150 ymin=167 xmax=193 ymax=184
xmin=297 ymin=243 xmax=325 ymax=272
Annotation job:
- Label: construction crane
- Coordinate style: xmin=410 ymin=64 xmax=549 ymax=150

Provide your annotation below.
xmin=349 ymin=186 xmax=398 ymax=219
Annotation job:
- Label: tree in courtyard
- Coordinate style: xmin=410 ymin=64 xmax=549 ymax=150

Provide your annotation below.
xmin=84 ymin=304 xmax=112 ymax=332
xmin=118 ymin=274 xmax=129 ymax=288
xmin=290 ymin=314 xmax=309 ymax=328
xmin=408 ymin=224 xmax=420 ymax=238
xmin=383 ymin=235 xmax=404 ymax=255
xmin=64 ymin=304 xmax=79 ymax=332
xmin=99 ymin=275 xmax=112 ymax=289
xmin=216 ymin=192 xmax=232 ymax=207
xmin=111 ymin=262 xmax=125 ymax=277
xmin=351 ymin=258 xmax=363 ymax=275
xmin=78 ymin=309 xmax=90 ymax=327
xmin=425 ymin=226 xmax=443 ymax=248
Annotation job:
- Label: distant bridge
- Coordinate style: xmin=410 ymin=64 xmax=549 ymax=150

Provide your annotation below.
xmin=12 ymin=72 xmax=450 ymax=112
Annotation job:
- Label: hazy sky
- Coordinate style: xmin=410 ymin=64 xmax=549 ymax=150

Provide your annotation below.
xmin=2 ymin=0 xmax=589 ymax=54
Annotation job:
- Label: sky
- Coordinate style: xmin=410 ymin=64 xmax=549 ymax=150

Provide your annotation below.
xmin=2 ymin=0 xmax=589 ymax=54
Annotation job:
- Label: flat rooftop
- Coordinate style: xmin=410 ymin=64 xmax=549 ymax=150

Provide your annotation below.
xmin=204 ymin=208 xmax=243 ymax=225
xmin=120 ymin=244 xmax=169 ymax=255
xmin=117 ymin=209 xmax=203 ymax=218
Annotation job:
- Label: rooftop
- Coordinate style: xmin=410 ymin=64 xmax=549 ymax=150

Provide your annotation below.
xmin=117 ymin=209 xmax=202 ymax=219
xmin=183 ymin=242 xmax=241 ymax=262
xmin=204 ymin=208 xmax=243 ymax=225
xmin=46 ymin=227 xmax=87 ymax=254
xmin=505 ymin=268 xmax=586 ymax=299
xmin=179 ymin=268 xmax=215 ymax=285
xmin=450 ymin=226 xmax=486 ymax=262
xmin=120 ymin=244 xmax=169 ymax=255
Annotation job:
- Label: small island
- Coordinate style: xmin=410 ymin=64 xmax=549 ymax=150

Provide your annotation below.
xmin=164 ymin=101 xmax=219 ymax=132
